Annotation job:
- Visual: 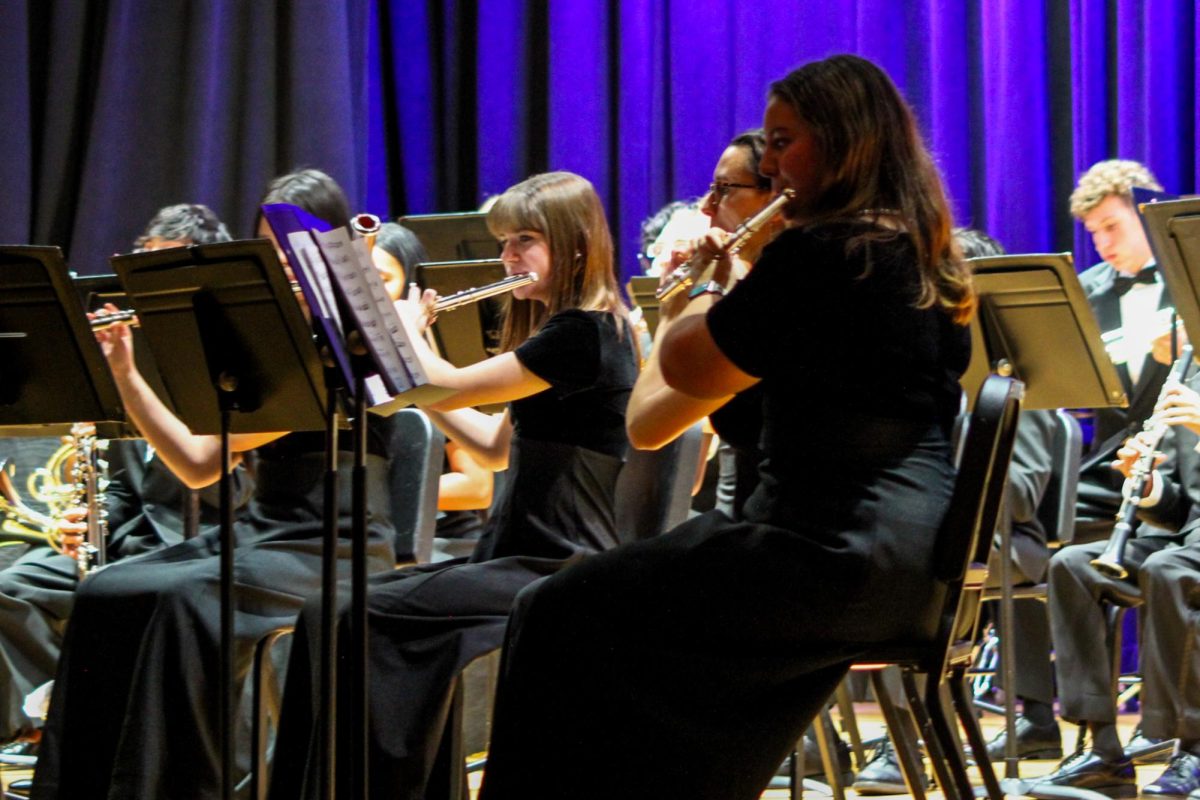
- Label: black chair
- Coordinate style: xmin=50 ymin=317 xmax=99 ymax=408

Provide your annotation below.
xmin=389 ymin=408 xmax=447 ymax=564
xmin=803 ymin=373 xmax=1024 ymax=800
xmin=975 ymin=409 xmax=1081 ymax=775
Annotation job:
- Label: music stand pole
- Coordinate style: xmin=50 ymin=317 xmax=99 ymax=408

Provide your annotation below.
xmin=319 ymin=378 xmax=342 ymax=800
xmin=218 ymin=401 xmax=235 ymax=799
xmin=350 ymin=368 xmax=370 ymax=798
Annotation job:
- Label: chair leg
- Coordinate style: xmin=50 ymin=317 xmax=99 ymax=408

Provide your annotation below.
xmin=834 ymin=681 xmax=867 ymax=770
xmin=898 ymin=670 xmax=956 ymax=800
xmin=870 ymin=670 xmax=928 ymax=800
xmin=949 ymin=667 xmax=1003 ymax=800
xmin=251 ymin=636 xmax=271 ymax=800
xmin=814 ymin=708 xmax=847 ymax=800
xmin=790 ymin=736 xmax=804 ymax=800
xmin=1105 ymin=605 xmax=1127 ymax=710
xmin=916 ymin=671 xmax=975 ymax=800
xmin=428 ymin=677 xmax=469 ymax=800
xmin=250 ymin=629 xmax=291 ymax=800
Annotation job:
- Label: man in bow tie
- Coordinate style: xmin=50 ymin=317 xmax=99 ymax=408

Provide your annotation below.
xmin=985 ymin=160 xmax=1185 ymax=771
xmin=1072 ymin=159 xmax=1176 ymax=544
xmin=1022 ymin=160 xmax=1200 ymax=798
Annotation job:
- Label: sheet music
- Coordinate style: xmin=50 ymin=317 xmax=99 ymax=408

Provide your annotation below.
xmin=312 ymin=228 xmax=413 ymax=394
xmin=286 ymin=231 xmax=342 ymax=334
xmin=348 ymin=236 xmax=430 ymax=387
xmin=260 ymin=203 xmax=357 ymax=395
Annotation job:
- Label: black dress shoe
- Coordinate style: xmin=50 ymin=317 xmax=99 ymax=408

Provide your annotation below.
xmin=0 ymin=739 xmax=36 ymax=768
xmin=3 ymin=778 xmax=31 ymax=800
xmin=852 ymin=740 xmax=931 ymax=796
xmin=777 ymin=729 xmax=853 ymax=780
xmin=1030 ymin=748 xmax=1136 ymax=798
xmin=1126 ymin=728 xmax=1174 ymax=764
xmin=1144 ymin=752 xmax=1200 ymax=797
xmin=985 ymin=715 xmax=1063 ymax=760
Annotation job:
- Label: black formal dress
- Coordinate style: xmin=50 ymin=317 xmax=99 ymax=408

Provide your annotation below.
xmin=0 ymin=439 xmax=250 ymax=741
xmin=31 ymin=425 xmax=395 ymax=799
xmin=267 ymin=309 xmax=637 ymax=800
xmin=478 ymin=221 xmax=971 ymax=800
xmin=1049 ymin=370 xmax=1200 ymax=734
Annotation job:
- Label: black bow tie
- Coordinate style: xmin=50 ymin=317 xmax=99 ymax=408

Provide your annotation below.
xmin=1114 ymin=266 xmax=1158 ymax=297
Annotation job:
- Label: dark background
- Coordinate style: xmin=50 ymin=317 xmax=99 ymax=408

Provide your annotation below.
xmin=1 ymin=0 xmax=1196 ymax=279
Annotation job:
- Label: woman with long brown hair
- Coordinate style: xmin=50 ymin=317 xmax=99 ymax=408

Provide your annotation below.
xmin=269 ymin=171 xmax=638 ymax=799
xmin=479 ymin=54 xmax=976 ymax=800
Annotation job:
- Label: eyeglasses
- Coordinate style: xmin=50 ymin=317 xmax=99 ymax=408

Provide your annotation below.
xmin=707 ymin=181 xmax=765 ymax=200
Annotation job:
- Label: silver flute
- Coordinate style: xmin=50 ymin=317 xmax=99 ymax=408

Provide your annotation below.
xmin=429 ymin=272 xmax=539 ymax=314
xmin=655 ymin=188 xmax=795 ymax=301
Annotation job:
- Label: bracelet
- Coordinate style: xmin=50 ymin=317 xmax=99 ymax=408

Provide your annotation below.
xmin=688 ymin=280 xmax=727 ymax=300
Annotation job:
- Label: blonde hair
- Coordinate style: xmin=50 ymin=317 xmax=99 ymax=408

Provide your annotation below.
xmin=486 ymin=172 xmax=627 ymax=350
xmin=1069 ymin=159 xmax=1163 ymax=218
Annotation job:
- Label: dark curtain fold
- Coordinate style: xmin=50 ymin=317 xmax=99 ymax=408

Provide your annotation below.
xmin=0 ymin=1 xmax=1196 ymax=279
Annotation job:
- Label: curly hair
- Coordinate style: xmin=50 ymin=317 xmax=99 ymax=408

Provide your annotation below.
xmin=1069 ymin=159 xmax=1163 ymax=218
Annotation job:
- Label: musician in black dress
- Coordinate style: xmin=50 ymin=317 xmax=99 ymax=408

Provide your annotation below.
xmin=267 ymin=171 xmax=637 ymax=800
xmin=478 ymin=54 xmax=976 ymax=800
xmin=30 ymin=170 xmax=399 ymax=800
xmin=0 ymin=204 xmax=246 ymax=757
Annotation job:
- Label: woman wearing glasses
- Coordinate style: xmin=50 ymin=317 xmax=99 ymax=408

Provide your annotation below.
xmin=480 ymin=54 xmax=976 ymax=800
xmin=628 ymin=130 xmax=778 ymax=520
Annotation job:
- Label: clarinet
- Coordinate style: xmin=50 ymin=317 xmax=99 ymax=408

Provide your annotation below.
xmin=69 ymin=423 xmax=109 ymax=577
xmin=1090 ymin=345 xmax=1194 ymax=579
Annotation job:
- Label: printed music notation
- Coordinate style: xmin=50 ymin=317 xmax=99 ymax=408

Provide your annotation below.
xmin=287 ymin=232 xmax=342 ymax=334
xmin=312 ymin=228 xmax=426 ymax=395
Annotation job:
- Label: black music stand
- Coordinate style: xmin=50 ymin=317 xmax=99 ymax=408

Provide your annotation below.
xmin=416 ymin=259 xmax=507 ymax=367
xmin=962 ymin=254 xmax=1127 ymax=412
xmin=111 ymin=239 xmax=327 ymax=800
xmin=0 ymin=247 xmax=127 ymax=438
xmin=627 ymin=276 xmax=662 ymax=336
xmin=962 ymin=253 xmax=1127 ymax=800
xmin=399 ymin=211 xmax=500 ymax=261
xmin=1140 ymin=196 xmax=1200 ymax=348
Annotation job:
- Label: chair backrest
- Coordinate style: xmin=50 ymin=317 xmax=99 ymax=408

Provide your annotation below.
xmin=930 ymin=375 xmax=1023 ymax=668
xmin=388 ymin=408 xmax=446 ymax=563
xmin=1036 ymin=410 xmax=1082 ymax=547
xmin=614 ymin=422 xmax=705 ymax=542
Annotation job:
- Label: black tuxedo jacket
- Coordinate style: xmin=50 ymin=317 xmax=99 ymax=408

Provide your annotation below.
xmin=1074 ymin=261 xmax=1175 ymax=538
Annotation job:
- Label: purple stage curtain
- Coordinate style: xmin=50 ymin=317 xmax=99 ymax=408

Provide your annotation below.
xmin=0 ymin=1 xmax=1196 ymax=278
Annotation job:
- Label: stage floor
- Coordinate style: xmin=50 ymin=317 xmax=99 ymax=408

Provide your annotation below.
xmin=0 ymin=707 xmax=1162 ymax=798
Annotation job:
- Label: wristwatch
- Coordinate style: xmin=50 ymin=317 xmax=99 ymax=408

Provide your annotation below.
xmin=688 ymin=280 xmax=727 ymax=300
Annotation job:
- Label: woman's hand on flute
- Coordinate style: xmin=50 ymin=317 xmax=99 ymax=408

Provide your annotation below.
xmin=90 ymin=303 xmax=136 ymax=381
xmin=396 ymin=284 xmax=438 ymax=334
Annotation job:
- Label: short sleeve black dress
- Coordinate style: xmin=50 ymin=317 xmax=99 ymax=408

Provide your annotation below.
xmin=268 ymin=309 xmax=638 ymax=800
xmin=478 ymin=222 xmax=972 ymax=800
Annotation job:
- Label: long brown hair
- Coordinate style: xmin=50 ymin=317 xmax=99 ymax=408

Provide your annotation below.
xmin=769 ymin=55 xmax=975 ymax=324
xmin=487 ymin=172 xmax=627 ymax=349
